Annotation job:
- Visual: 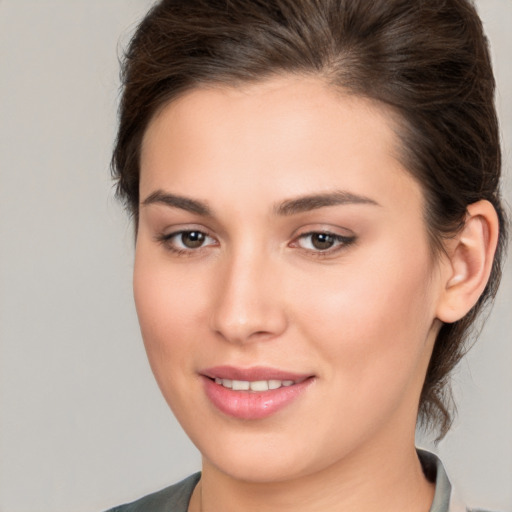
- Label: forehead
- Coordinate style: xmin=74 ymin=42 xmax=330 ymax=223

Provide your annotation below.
xmin=142 ymin=75 xmax=401 ymax=157
xmin=139 ymin=75 xmax=421 ymax=214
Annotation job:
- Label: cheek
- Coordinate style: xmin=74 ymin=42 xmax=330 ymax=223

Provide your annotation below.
xmin=292 ymin=243 xmax=437 ymax=391
xmin=132 ymin=245 xmax=208 ymax=384
xmin=132 ymin=251 xmax=220 ymax=435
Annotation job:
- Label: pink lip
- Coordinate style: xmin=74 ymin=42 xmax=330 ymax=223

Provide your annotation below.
xmin=200 ymin=366 xmax=314 ymax=420
xmin=201 ymin=365 xmax=310 ymax=382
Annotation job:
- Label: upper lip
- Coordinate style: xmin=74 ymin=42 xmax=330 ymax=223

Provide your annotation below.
xmin=200 ymin=365 xmax=312 ymax=382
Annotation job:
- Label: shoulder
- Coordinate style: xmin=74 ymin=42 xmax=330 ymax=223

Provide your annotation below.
xmin=104 ymin=473 xmax=201 ymax=512
xmin=467 ymin=510 xmax=503 ymax=512
xmin=416 ymin=449 xmax=503 ymax=512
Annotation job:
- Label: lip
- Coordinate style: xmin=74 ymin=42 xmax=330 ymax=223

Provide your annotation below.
xmin=200 ymin=366 xmax=314 ymax=420
xmin=201 ymin=365 xmax=310 ymax=382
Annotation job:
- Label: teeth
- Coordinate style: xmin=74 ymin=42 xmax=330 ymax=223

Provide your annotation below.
xmin=214 ymin=378 xmax=296 ymax=391
xmin=215 ymin=378 xmax=233 ymax=388
xmin=250 ymin=380 xmax=269 ymax=392
xmin=232 ymin=380 xmax=250 ymax=391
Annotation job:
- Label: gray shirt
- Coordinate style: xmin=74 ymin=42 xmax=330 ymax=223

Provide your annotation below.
xmin=105 ymin=450 xmax=491 ymax=512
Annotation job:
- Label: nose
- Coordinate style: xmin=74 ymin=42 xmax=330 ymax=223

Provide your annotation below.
xmin=209 ymin=248 xmax=288 ymax=345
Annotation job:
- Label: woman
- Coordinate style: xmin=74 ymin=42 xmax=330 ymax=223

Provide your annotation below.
xmin=107 ymin=0 xmax=508 ymax=511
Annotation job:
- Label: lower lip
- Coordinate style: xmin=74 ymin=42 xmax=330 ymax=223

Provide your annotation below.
xmin=202 ymin=377 xmax=313 ymax=420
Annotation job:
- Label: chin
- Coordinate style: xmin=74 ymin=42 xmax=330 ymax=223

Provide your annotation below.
xmin=208 ymin=452 xmax=312 ymax=484
xmin=194 ymin=424 xmax=346 ymax=485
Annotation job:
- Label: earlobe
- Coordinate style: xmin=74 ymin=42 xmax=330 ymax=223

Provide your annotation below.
xmin=436 ymin=200 xmax=499 ymax=324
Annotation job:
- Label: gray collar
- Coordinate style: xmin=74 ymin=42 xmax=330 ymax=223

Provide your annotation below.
xmin=419 ymin=449 xmax=468 ymax=512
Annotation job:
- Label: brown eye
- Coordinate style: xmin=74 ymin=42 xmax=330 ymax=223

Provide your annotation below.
xmin=294 ymin=231 xmax=356 ymax=253
xmin=180 ymin=231 xmax=206 ymax=248
xmin=310 ymin=233 xmax=335 ymax=250
xmin=159 ymin=229 xmax=217 ymax=254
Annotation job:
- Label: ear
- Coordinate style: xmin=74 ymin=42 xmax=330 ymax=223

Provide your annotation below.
xmin=436 ymin=200 xmax=500 ymax=324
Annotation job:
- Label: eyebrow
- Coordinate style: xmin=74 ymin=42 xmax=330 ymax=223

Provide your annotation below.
xmin=275 ymin=191 xmax=380 ymax=216
xmin=141 ymin=189 xmax=380 ymax=217
xmin=142 ymin=190 xmax=212 ymax=216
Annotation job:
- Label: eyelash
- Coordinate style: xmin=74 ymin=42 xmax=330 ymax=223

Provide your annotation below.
xmin=293 ymin=231 xmax=356 ymax=257
xmin=156 ymin=230 xmax=356 ymax=257
xmin=156 ymin=230 xmax=218 ymax=256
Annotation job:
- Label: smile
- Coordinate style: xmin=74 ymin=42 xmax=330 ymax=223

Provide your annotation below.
xmin=214 ymin=378 xmax=295 ymax=391
xmin=201 ymin=366 xmax=314 ymax=420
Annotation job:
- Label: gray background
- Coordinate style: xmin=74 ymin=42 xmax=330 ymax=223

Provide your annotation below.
xmin=0 ymin=1 xmax=510 ymax=511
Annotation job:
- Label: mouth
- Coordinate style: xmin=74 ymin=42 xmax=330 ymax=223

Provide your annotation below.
xmin=200 ymin=366 xmax=315 ymax=420
xmin=212 ymin=378 xmax=298 ymax=391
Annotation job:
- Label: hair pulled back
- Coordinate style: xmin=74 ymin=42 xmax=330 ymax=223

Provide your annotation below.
xmin=112 ymin=0 xmax=508 ymax=438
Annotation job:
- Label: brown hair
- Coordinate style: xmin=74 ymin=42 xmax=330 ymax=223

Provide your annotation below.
xmin=112 ymin=0 xmax=508 ymax=438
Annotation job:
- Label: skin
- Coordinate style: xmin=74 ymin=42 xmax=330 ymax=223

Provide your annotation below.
xmin=134 ymin=75 xmax=494 ymax=512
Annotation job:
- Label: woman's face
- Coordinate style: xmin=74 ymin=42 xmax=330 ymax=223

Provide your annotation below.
xmin=135 ymin=76 xmax=446 ymax=482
